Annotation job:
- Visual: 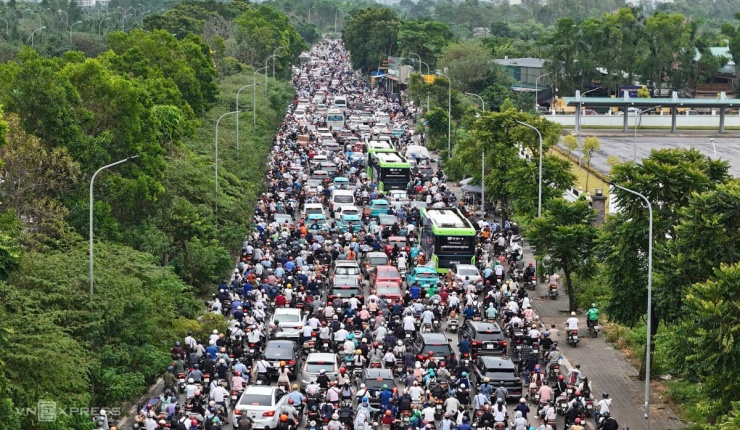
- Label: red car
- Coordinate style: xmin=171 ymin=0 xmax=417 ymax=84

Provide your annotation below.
xmin=384 ymin=236 xmax=408 ymax=256
xmin=374 ymin=281 xmax=403 ymax=303
xmin=370 ymin=266 xmax=402 ymax=286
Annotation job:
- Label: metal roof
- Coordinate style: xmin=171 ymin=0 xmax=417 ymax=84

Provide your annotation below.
xmin=493 ymin=57 xmax=545 ymax=68
xmin=564 ymin=94 xmax=740 ymax=109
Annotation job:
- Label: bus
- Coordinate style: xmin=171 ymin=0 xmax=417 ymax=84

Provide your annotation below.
xmin=368 ymin=151 xmax=411 ymax=192
xmin=419 ymin=207 xmax=477 ymax=273
xmin=327 ymin=108 xmax=345 ymax=131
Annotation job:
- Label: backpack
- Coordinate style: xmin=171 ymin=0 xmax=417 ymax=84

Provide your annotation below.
xmin=573 ymin=399 xmax=585 ymax=414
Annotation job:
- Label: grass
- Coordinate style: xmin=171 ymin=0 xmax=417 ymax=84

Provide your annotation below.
xmin=551 ymin=148 xmax=611 ymax=199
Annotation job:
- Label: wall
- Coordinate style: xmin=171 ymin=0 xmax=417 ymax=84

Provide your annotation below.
xmin=546 ymin=113 xmax=740 ymax=129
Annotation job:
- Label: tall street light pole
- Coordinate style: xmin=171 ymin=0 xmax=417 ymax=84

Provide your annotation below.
xmin=215 ymin=111 xmax=239 ymax=219
xmin=710 ymin=138 xmax=717 ymax=158
xmin=465 ymin=92 xmax=485 ymax=111
xmin=236 ymin=83 xmax=260 ymax=150
xmin=515 ymin=120 xmax=543 ymax=218
xmin=271 ymin=45 xmax=287 ymax=79
xmin=89 ymin=155 xmax=139 ymax=296
xmin=58 ymin=9 xmax=68 ymax=27
xmin=30 ymin=26 xmax=46 ymax=46
xmin=535 ymin=72 xmax=551 ymax=109
xmin=633 ymin=105 xmax=661 ymax=161
xmin=409 ymin=52 xmax=422 ymax=74
xmin=98 ymin=17 xmax=110 ymax=35
xmin=254 ymin=66 xmax=267 ymax=127
xmin=70 ymin=20 xmax=83 ymax=44
xmin=609 ymin=181 xmax=653 ymax=430
xmin=436 ymin=71 xmax=452 ymax=155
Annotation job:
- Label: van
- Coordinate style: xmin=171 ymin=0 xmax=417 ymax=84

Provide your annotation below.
xmin=334 ymin=96 xmax=347 ymax=108
xmin=330 ymin=190 xmax=355 ymax=216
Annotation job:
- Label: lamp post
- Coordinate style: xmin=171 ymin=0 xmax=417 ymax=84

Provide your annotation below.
xmin=254 ymin=66 xmax=267 ymax=127
xmin=409 ymin=52 xmax=422 ymax=74
xmin=632 ymin=105 xmax=662 ymax=161
xmin=334 ymin=9 xmax=338 ymax=33
xmin=465 ymin=92 xmax=485 ymax=111
xmin=89 ymin=155 xmax=139 ymax=296
xmin=515 ymin=120 xmax=543 ymax=218
xmin=58 ymin=9 xmax=68 ymax=27
xmin=535 ymin=72 xmax=551 ymax=109
xmin=236 ymin=83 xmax=261 ymax=150
xmin=710 ymin=138 xmax=717 ymax=158
xmin=30 ymin=26 xmax=46 ymax=46
xmin=411 ymin=56 xmax=431 ymax=111
xmin=609 ymin=181 xmax=653 ymax=430
xmin=271 ymin=45 xmax=287 ymax=79
xmin=70 ymin=20 xmax=83 ymax=44
xmin=436 ymin=71 xmax=452 ymax=155
xmin=215 ymin=111 xmax=240 ymax=218
xmin=98 ymin=17 xmax=110 ymax=35
xmin=576 ymin=87 xmax=602 ymax=133
xmin=308 ymin=7 xmax=313 ymax=23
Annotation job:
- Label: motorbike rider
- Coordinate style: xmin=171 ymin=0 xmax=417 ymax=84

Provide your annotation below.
xmin=595 ymin=392 xmax=611 ymax=425
xmin=586 ymin=303 xmax=600 ymax=330
xmin=492 ymin=398 xmax=507 ymax=423
xmin=598 ymin=411 xmax=619 ymax=430
xmin=512 ymin=410 xmax=528 ymax=430
xmin=553 ymin=375 xmax=567 ymax=399
xmin=565 ymin=312 xmax=579 ymax=337
xmin=570 ymin=417 xmax=586 ymax=430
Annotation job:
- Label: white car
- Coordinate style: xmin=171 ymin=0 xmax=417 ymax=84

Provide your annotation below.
xmin=452 ymin=264 xmax=483 ymax=285
xmin=233 ymin=386 xmax=289 ymax=429
xmin=270 ymin=308 xmax=306 ymax=341
xmin=300 ymin=352 xmax=339 ymax=389
xmin=388 ymin=190 xmax=410 ymax=208
xmin=335 ymin=205 xmax=361 ymax=217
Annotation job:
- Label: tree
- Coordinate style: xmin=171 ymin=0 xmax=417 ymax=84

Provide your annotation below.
xmin=529 ymin=198 xmax=597 ymax=311
xmin=397 ymin=19 xmax=453 ymax=70
xmin=596 ymin=148 xmax=730 ymax=379
xmin=562 ymin=134 xmax=579 ymax=158
xmin=581 ymin=135 xmax=600 ymax=191
xmin=342 ymin=7 xmax=400 ymax=72
xmin=445 ymin=110 xmax=574 ymax=224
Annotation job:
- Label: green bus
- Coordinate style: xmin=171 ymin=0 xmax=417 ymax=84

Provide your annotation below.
xmin=419 ymin=207 xmax=477 ymax=273
xmin=368 ymin=151 xmax=411 ymax=192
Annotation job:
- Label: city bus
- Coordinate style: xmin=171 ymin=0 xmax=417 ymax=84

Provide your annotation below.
xmin=419 ymin=207 xmax=477 ymax=273
xmin=327 ymin=108 xmax=345 ymax=131
xmin=367 ymin=151 xmax=411 ymax=192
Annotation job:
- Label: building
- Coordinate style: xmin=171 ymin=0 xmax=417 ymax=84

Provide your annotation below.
xmin=493 ymin=57 xmax=552 ymax=104
xmin=693 ymin=46 xmax=736 ymax=98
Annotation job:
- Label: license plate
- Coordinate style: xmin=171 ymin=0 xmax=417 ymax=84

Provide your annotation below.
xmin=486 ymin=344 xmax=494 ymax=349
xmin=274 ymin=361 xmax=281 ymax=366
xmin=231 ymin=395 xmax=237 ymax=400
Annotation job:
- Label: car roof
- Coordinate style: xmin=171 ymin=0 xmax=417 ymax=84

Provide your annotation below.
xmin=245 ymin=386 xmax=280 ymax=395
xmin=265 ymin=340 xmax=295 ymax=348
xmin=364 ymin=368 xmax=394 ymax=378
xmin=469 ymin=321 xmax=502 ymax=332
xmin=274 ymin=308 xmax=302 ymax=316
xmin=305 ymin=353 xmax=337 ymax=363
xmin=376 ymin=266 xmax=399 ymax=272
xmin=367 ymin=252 xmax=388 ymax=258
xmin=455 ymin=264 xmax=478 ymax=270
xmin=371 ymin=199 xmax=390 ymax=204
xmin=480 ymin=356 xmax=516 ymax=368
xmin=421 ymin=333 xmax=448 ymax=343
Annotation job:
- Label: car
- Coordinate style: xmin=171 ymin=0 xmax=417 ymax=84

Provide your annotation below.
xmin=332 ymin=260 xmax=362 ymax=280
xmin=274 ymin=214 xmax=293 ymax=230
xmin=233 ymin=386 xmax=289 ymax=429
xmin=471 ymin=356 xmax=522 ymax=400
xmin=319 ymin=162 xmax=339 ymax=177
xmin=335 ymin=205 xmax=361 ymax=217
xmin=376 ymin=213 xmax=398 ymax=238
xmin=406 ymin=266 xmax=440 ymax=289
xmin=302 ymin=203 xmax=324 ymax=218
xmin=332 ymin=177 xmax=351 ymax=190
xmin=262 ymin=340 xmax=301 ymax=380
xmin=388 ymin=190 xmax=410 ymax=208
xmin=370 ymin=266 xmax=401 ymax=286
xmin=369 ymin=199 xmax=391 ymax=217
xmin=412 ymin=332 xmax=455 ymax=362
xmin=327 ymin=284 xmax=364 ymax=305
xmin=300 ymin=352 xmax=339 ymax=390
xmin=452 ymin=264 xmax=483 ymax=290
xmin=361 ymin=252 xmax=389 ymax=277
xmin=357 ymin=368 xmax=397 ymax=408
xmin=581 ymin=109 xmax=598 ymax=115
xmin=306 ymin=213 xmax=329 ymax=231
xmin=385 ymin=236 xmax=408 ymax=255
xmin=459 ymin=321 xmax=507 ymax=357
xmin=391 ymin=128 xmax=405 ymax=138
xmin=416 ymin=164 xmax=434 ymax=177
xmin=337 ymin=214 xmax=363 ymax=233
xmin=270 ymin=308 xmax=306 ymax=341
xmin=410 ymin=201 xmax=428 ymax=210
xmin=309 ymin=170 xmax=330 ymax=181
xmin=374 ymin=281 xmax=403 ymax=303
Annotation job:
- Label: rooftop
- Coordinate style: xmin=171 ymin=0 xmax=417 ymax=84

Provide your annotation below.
xmin=493 ymin=57 xmax=546 ymax=68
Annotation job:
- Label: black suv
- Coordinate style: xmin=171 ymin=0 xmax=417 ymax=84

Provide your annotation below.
xmin=357 ymin=368 xmax=397 ymax=408
xmin=412 ymin=332 xmax=455 ymax=363
xmin=459 ymin=321 xmax=507 ymax=357
xmin=472 ymin=356 xmax=522 ymax=400
xmin=263 ymin=340 xmax=301 ymax=380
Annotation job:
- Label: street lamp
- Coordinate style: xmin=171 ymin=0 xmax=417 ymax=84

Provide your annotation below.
xmin=58 ymin=9 xmax=68 ymax=27
xmin=271 ymin=45 xmax=287 ymax=79
xmin=70 ymin=20 xmax=83 ymax=44
xmin=214 ymin=111 xmax=240 ymax=218
xmin=308 ymin=7 xmax=313 ymax=23
xmin=236 ymin=82 xmax=262 ymax=150
xmin=609 ymin=181 xmax=653 ymax=430
xmin=436 ymin=71 xmax=452 ymax=155
xmin=535 ymin=72 xmax=551 ymax=109
xmin=254 ymin=66 xmax=267 ymax=127
xmin=465 ymin=92 xmax=485 ymax=111
xmin=575 ymin=87 xmax=602 ymax=133
xmin=98 ymin=17 xmax=110 ymax=36
xmin=515 ymin=120 xmax=543 ymax=218
xmin=632 ymin=105 xmax=661 ymax=161
xmin=30 ymin=26 xmax=46 ymax=46
xmin=409 ymin=52 xmax=422 ymax=74
xmin=89 ymin=155 xmax=139 ymax=296
xmin=334 ymin=9 xmax=338 ymax=33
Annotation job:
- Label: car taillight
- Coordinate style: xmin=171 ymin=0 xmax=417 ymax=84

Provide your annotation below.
xmin=286 ymin=360 xmax=295 ymax=365
xmin=235 ymin=410 xmax=242 ymax=415
xmin=500 ymin=341 xmax=507 ymax=347
xmin=263 ymin=410 xmax=275 ymax=417
xmin=472 ymin=341 xmax=482 ymax=346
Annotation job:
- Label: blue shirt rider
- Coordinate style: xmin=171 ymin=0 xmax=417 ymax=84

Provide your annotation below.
xmin=463 ymin=305 xmax=476 ymax=319
xmin=410 ymin=284 xmax=421 ymax=299
xmin=457 ymin=337 xmax=472 ymax=354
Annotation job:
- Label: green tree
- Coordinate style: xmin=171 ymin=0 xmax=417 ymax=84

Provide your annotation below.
xmin=529 ymin=198 xmax=597 ymax=311
xmin=582 ymin=135 xmax=600 ymax=191
xmin=342 ymin=7 xmax=400 ymax=73
xmin=562 ymin=134 xmax=579 ymax=158
xmin=596 ymin=148 xmax=730 ymax=379
xmin=397 ymin=19 xmax=453 ymax=70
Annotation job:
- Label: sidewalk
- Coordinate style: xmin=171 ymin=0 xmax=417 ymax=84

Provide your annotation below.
xmin=522 ymin=242 xmax=685 ymax=430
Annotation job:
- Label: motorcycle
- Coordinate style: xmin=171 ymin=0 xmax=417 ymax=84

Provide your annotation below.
xmin=548 ymin=284 xmax=559 ymax=299
xmin=557 ymin=394 xmax=569 ymax=415
xmin=447 ymin=317 xmax=459 ymax=333
xmin=526 ymin=276 xmax=537 ymax=290
xmin=319 ymin=339 xmax=332 ymax=353
xmin=433 ymin=319 xmax=441 ymax=332
xmin=178 ymin=373 xmax=187 ymax=391
xmin=567 ymin=330 xmax=579 ymax=347
xmin=548 ymin=365 xmax=560 ymax=384
xmin=585 ymin=398 xmax=594 ymax=417
xmin=255 ymin=373 xmax=270 ymax=385
xmin=230 ymin=388 xmax=244 ymax=406
xmin=587 ymin=320 xmax=600 ymax=338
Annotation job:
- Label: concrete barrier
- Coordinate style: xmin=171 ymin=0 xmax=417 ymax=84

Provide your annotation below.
xmin=545 ymin=114 xmax=740 ymax=129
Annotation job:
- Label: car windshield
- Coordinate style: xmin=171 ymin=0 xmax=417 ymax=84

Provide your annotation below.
xmin=388 ymin=241 xmax=406 ymax=248
xmin=373 ymin=202 xmax=389 ymax=208
xmin=306 ymin=363 xmax=334 ymax=373
xmin=275 ymin=313 xmax=301 ymax=323
xmin=457 ymin=267 xmax=479 ymax=276
xmin=343 ymin=209 xmax=360 ymax=216
xmin=378 ymin=215 xmax=396 ymax=224
xmin=335 ymin=267 xmax=360 ymax=276
xmin=422 ymin=344 xmax=452 ymax=355
xmin=306 ymin=208 xmax=323 ymax=215
xmin=416 ymin=272 xmax=438 ymax=279
xmin=239 ymin=393 xmax=273 ymax=406
xmin=475 ymin=332 xmax=504 ymax=341
xmin=364 ymin=378 xmax=397 ymax=391
xmin=369 ymin=257 xmax=388 ymax=266
xmin=485 ymin=370 xmax=517 ymax=379
xmin=334 ymin=195 xmax=354 ymax=203
xmin=264 ymin=347 xmax=292 ymax=360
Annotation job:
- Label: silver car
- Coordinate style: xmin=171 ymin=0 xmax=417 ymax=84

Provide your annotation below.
xmin=270 ymin=308 xmax=306 ymax=341
xmin=233 ymin=386 xmax=289 ymax=429
xmin=300 ymin=352 xmax=339 ymax=389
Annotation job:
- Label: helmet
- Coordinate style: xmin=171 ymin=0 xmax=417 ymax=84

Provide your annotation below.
xmin=385 ymin=410 xmax=392 ymax=416
xmin=427 ymin=351 xmax=434 ymax=357
xmin=356 ymin=350 xmax=362 ymax=355
xmin=602 ymin=392 xmax=609 ymax=399
xmin=373 ymin=342 xmax=378 ymax=347
xmin=194 ymin=390 xmax=200 ymax=396
xmin=234 ymin=371 xmax=241 ymax=376
xmin=175 ymin=341 xmax=181 ymax=347
xmin=592 ymin=303 xmax=596 ymax=308
xmin=213 ymin=329 xmax=218 ymax=334
xmin=382 ymin=384 xmax=388 ymax=390
xmin=188 ymin=378 xmax=194 ymax=383
xmin=575 ymin=418 xmax=581 ymax=424
xmin=439 ymin=361 xmax=445 ymax=367
xmin=483 ymin=377 xmax=490 ymax=383
xmin=321 ymin=369 xmax=326 ymax=374
xmin=362 ymin=396 xmax=369 ymax=403
xmin=534 ymin=365 xmax=541 ymax=372
xmin=348 ymin=333 xmax=355 ymax=340
xmin=340 ymin=367 xmax=346 ymax=374
xmin=461 ymin=372 xmax=467 ymax=377
xmin=528 ymin=262 xmax=533 ymax=266
xmin=288 ymin=399 xmax=294 ymax=405
xmin=280 ymin=415 xmax=288 ymax=422
xmin=543 ymin=332 xmax=549 ymax=337
xmin=332 ymin=414 xmax=339 ymax=420
xmin=575 ymin=390 xmax=581 ymax=396
xmin=398 ymin=340 xmax=403 ymax=346
xmin=496 ymin=398 xmax=504 ymax=404
xmin=519 ymin=398 xmax=526 ymax=403
xmin=571 ymin=311 xmax=576 ymax=316
xmin=280 ymin=361 xmax=286 ymax=367
xmin=558 ymin=375 xmax=564 ymax=381
xmin=293 ymin=384 xmax=299 ymax=390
